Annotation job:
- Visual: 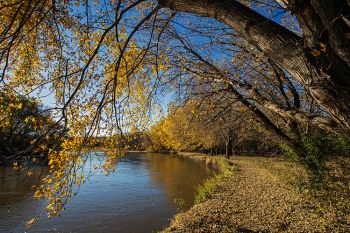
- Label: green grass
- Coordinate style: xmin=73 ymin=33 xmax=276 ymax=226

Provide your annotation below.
xmin=194 ymin=156 xmax=236 ymax=204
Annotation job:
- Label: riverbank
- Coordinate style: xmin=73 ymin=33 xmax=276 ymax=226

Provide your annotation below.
xmin=172 ymin=152 xmax=233 ymax=171
xmin=163 ymin=154 xmax=350 ymax=232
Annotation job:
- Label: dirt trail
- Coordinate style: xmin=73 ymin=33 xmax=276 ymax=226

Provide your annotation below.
xmin=164 ymin=158 xmax=329 ymax=233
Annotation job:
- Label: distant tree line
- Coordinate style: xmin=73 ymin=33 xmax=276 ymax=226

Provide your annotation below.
xmin=146 ymin=100 xmax=280 ymax=157
xmin=146 ymin=99 xmax=349 ymax=181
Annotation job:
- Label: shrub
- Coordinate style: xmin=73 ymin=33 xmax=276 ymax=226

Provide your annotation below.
xmin=281 ymin=131 xmax=350 ymax=186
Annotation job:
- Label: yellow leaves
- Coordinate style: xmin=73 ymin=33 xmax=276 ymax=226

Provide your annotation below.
xmin=8 ymin=102 xmax=23 ymax=109
xmin=13 ymin=162 xmax=22 ymax=171
xmin=148 ymin=100 xmax=209 ymax=151
xmin=158 ymin=63 xmax=166 ymax=71
xmin=2 ymin=0 xmax=170 ymax=224
xmin=320 ymin=43 xmax=327 ymax=53
xmin=311 ymin=49 xmax=322 ymax=57
xmin=34 ymin=189 xmax=43 ymax=199
xmin=26 ymin=217 xmax=39 ymax=228
xmin=45 ymin=197 xmax=63 ymax=218
xmin=1 ymin=0 xmax=157 ymax=226
xmin=38 ymin=144 xmax=47 ymax=152
xmin=34 ymin=137 xmax=111 ymax=219
xmin=311 ymin=42 xmax=327 ymax=57
xmin=120 ymin=27 xmax=127 ymax=34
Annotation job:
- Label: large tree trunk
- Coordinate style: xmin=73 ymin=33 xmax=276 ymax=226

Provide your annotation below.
xmin=159 ymin=0 xmax=350 ymax=135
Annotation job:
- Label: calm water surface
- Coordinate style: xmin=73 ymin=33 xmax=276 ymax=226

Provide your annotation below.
xmin=0 ymin=152 xmax=215 ymax=233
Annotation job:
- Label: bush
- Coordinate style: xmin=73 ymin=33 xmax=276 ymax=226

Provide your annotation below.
xmin=281 ymin=131 xmax=350 ymax=186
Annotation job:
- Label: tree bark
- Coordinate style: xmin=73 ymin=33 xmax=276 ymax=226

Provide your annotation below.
xmin=159 ymin=0 xmax=350 ymax=135
xmin=225 ymin=133 xmax=233 ymax=158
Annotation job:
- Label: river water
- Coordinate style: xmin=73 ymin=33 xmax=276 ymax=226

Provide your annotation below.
xmin=0 ymin=152 xmax=214 ymax=233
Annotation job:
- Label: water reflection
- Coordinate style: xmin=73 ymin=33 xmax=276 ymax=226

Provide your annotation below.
xmin=144 ymin=153 xmax=214 ymax=209
xmin=0 ymin=152 xmax=214 ymax=233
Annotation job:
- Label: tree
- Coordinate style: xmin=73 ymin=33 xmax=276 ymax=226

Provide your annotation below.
xmin=148 ymin=99 xmax=282 ymax=157
xmin=158 ymin=0 xmax=350 ymax=134
xmin=148 ymin=100 xmax=216 ymax=152
xmin=0 ymin=89 xmax=65 ymax=165
xmin=158 ymin=19 xmax=336 ymax=155
xmin=2 ymin=1 xmax=349 ymax=134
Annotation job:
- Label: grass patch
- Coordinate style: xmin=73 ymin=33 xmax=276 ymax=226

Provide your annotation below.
xmin=245 ymin=157 xmax=310 ymax=192
xmin=194 ymin=156 xmax=236 ymax=204
xmin=238 ymin=156 xmax=350 ymax=231
xmin=195 ymin=175 xmax=221 ymax=204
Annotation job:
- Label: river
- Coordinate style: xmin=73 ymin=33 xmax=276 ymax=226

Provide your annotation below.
xmin=0 ymin=152 xmax=215 ymax=233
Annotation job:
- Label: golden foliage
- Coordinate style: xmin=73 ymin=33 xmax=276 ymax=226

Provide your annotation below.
xmin=148 ymin=100 xmax=215 ymax=151
xmin=1 ymin=0 xmax=166 ymax=222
